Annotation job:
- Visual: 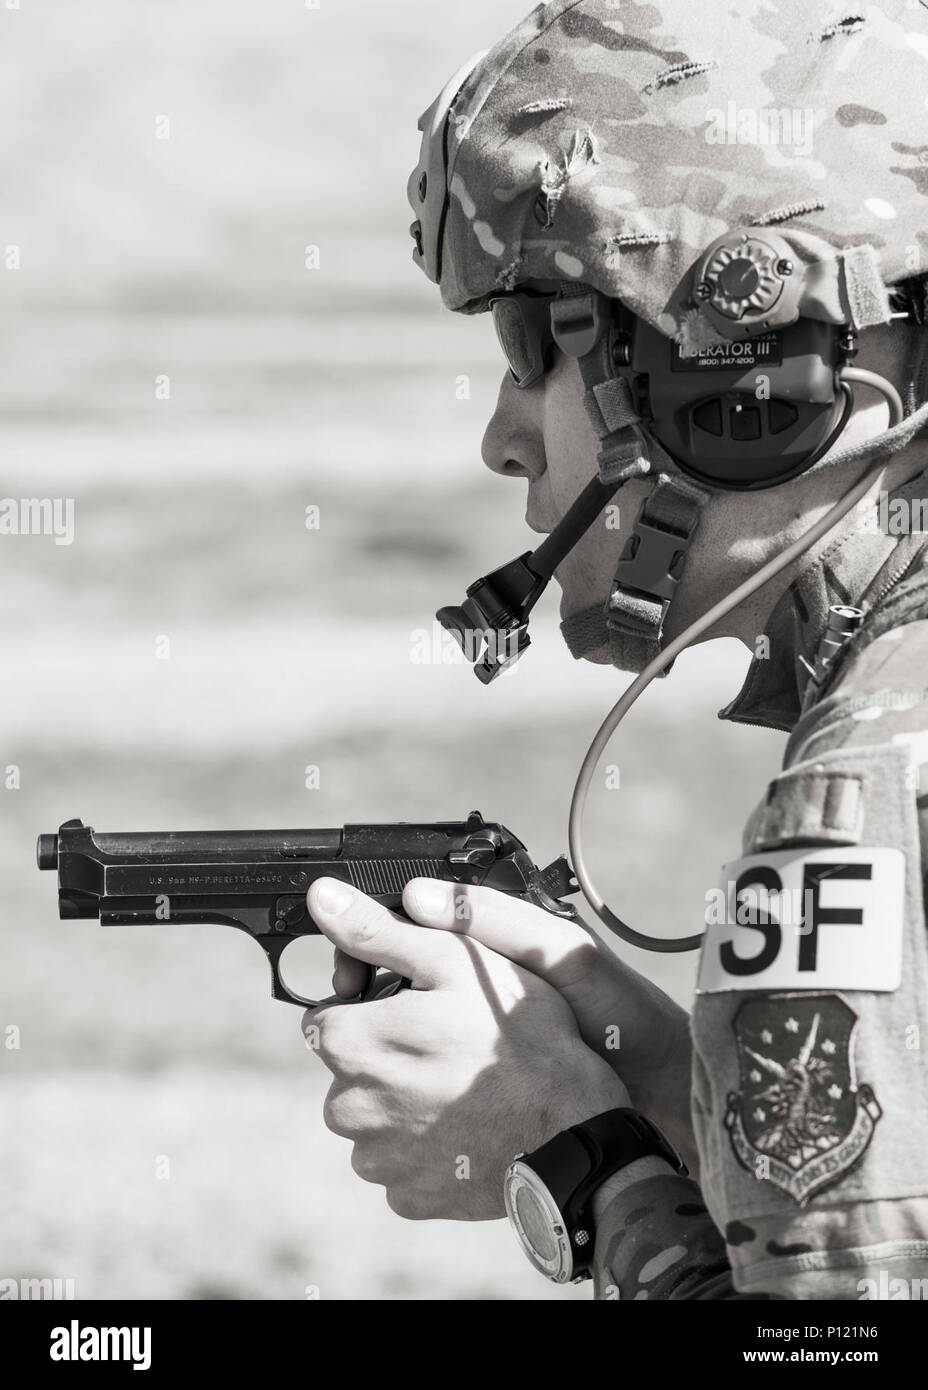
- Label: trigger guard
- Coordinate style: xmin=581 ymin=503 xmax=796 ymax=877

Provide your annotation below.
xmin=299 ymin=966 xmax=412 ymax=1014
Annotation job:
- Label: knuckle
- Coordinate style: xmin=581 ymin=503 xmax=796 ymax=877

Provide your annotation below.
xmin=313 ymin=1018 xmax=336 ymax=1064
xmin=351 ymin=901 xmax=387 ymax=944
xmin=350 ymin=1145 xmax=388 ymax=1184
xmin=323 ymin=1086 xmax=356 ymax=1136
xmin=315 ymin=1011 xmax=358 ymax=1067
xmin=465 ymin=883 xmax=518 ymax=933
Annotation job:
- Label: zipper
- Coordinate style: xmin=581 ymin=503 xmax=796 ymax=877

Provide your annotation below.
xmin=862 ymin=538 xmax=928 ymax=612
xmin=810 ymin=539 xmax=928 ymax=708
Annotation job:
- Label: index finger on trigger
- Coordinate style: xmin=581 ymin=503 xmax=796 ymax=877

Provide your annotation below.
xmin=333 ymin=947 xmax=371 ymax=1000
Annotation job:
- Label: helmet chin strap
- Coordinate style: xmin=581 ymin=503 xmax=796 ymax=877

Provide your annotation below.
xmin=555 ymin=285 xmax=713 ymax=676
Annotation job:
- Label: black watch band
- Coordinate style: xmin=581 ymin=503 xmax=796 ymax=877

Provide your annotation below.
xmin=576 ymin=1108 xmax=687 ymax=1174
xmin=527 ymin=1107 xmax=687 ymax=1206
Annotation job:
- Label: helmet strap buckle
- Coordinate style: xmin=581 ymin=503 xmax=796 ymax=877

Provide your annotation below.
xmin=550 ymin=290 xmax=610 ymax=359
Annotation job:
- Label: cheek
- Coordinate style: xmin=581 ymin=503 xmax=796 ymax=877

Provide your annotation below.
xmin=542 ymin=362 xmax=597 ymax=510
xmin=555 ymin=478 xmax=663 ymax=613
xmin=553 ymin=512 xmax=621 ymax=605
xmin=544 ymin=447 xmax=585 ymax=514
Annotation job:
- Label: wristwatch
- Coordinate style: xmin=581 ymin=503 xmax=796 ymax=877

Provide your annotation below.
xmin=503 ymin=1108 xmax=687 ymax=1284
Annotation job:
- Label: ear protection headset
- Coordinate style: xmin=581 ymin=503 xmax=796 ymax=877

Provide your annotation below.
xmin=614 ymin=309 xmax=856 ymax=491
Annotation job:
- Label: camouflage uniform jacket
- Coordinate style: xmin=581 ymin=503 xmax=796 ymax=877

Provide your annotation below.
xmin=593 ymin=461 xmax=928 ymax=1300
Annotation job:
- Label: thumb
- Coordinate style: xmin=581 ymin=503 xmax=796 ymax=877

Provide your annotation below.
xmin=306 ymin=878 xmax=452 ymax=989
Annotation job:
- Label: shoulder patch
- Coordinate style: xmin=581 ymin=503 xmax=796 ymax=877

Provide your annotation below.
xmin=698 ymin=846 xmax=905 ymax=993
xmin=725 ymin=994 xmax=881 ymax=1206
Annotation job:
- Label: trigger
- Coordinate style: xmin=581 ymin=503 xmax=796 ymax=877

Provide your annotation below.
xmin=354 ymin=962 xmax=380 ymax=1001
xmin=365 ymin=971 xmax=411 ymax=1002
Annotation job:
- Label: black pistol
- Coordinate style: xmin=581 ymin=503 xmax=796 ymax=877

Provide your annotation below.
xmin=37 ymin=813 xmax=578 ymax=1009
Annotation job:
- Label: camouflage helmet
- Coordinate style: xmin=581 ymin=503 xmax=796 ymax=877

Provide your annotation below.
xmin=408 ymin=0 xmax=928 ymax=340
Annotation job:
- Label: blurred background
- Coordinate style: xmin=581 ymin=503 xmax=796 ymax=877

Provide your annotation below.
xmin=0 ymin=0 xmax=786 ymax=1300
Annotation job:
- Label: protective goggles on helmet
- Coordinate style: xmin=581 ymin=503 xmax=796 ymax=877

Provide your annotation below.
xmin=489 ymin=285 xmax=611 ymax=388
xmin=489 ymin=291 xmax=557 ymax=388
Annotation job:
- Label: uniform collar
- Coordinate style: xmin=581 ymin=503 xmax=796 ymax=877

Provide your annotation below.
xmin=718 ymin=461 xmax=928 ymax=733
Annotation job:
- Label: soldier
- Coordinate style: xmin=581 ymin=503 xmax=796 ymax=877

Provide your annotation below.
xmin=304 ymin=0 xmax=928 ymax=1298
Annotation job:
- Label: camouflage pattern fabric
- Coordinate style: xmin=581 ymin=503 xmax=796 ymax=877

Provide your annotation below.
xmin=594 ymin=468 xmax=928 ymax=1299
xmin=592 ymin=1173 xmax=746 ymax=1300
xmin=413 ymin=0 xmax=928 ymax=338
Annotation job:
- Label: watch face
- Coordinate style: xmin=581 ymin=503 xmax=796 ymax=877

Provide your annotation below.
xmin=504 ymin=1163 xmax=573 ymax=1283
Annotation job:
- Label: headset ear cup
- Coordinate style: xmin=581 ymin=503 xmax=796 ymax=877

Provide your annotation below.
xmin=621 ymin=315 xmax=851 ymax=491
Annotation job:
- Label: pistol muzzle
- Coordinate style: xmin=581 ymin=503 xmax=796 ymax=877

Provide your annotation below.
xmin=36 ymin=834 xmax=59 ymax=871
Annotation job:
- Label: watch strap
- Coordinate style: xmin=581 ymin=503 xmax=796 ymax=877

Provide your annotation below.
xmin=523 ymin=1107 xmax=686 ymax=1191
xmin=571 ymin=1108 xmax=688 ymax=1181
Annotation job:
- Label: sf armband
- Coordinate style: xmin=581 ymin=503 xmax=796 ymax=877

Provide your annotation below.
xmin=691 ymin=732 xmax=928 ymax=1298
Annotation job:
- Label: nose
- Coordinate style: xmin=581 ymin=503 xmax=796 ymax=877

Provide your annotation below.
xmin=480 ymin=372 xmax=547 ymax=482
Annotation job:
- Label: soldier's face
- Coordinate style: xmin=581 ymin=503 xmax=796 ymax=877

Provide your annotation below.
xmin=480 ymin=347 xmax=650 ymax=648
